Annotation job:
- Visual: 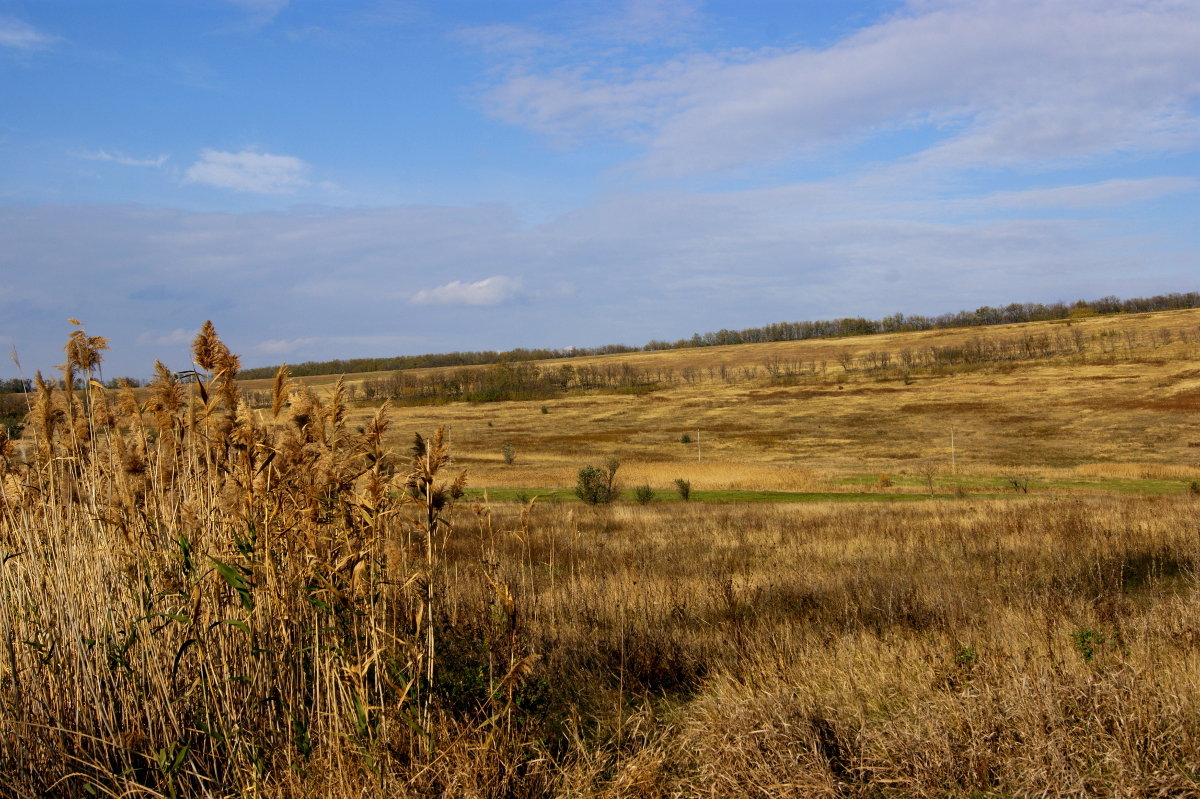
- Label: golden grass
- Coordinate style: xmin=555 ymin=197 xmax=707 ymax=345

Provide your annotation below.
xmin=4 ymin=318 xmax=1200 ymax=796
xmin=271 ymin=307 xmax=1200 ymax=493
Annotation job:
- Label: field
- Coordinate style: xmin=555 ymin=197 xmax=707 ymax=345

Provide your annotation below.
xmin=243 ymin=307 xmax=1200 ymax=497
xmin=1 ymin=311 xmax=1200 ymax=797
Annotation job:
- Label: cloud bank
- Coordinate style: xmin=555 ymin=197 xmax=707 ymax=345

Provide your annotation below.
xmin=479 ymin=0 xmax=1200 ymax=177
xmin=1 ymin=186 xmax=1189 ymax=377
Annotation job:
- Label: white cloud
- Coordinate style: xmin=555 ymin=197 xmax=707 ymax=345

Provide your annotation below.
xmin=478 ymin=0 xmax=1200 ymax=177
xmin=136 ymin=328 xmax=195 ymax=347
xmin=410 ymin=276 xmax=522 ymax=307
xmin=184 ymin=149 xmax=310 ymax=194
xmin=254 ymin=337 xmax=318 ymax=355
xmin=80 ymin=150 xmax=170 ymax=168
xmin=0 ymin=17 xmax=57 ymax=51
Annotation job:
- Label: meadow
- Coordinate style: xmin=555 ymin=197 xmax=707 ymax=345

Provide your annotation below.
xmin=241 ymin=306 xmax=1200 ymax=497
xmin=1 ymin=311 xmax=1199 ymax=796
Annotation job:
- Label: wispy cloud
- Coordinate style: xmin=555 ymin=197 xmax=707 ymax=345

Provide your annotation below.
xmin=224 ymin=0 xmax=290 ymax=27
xmin=79 ymin=150 xmax=170 ymax=168
xmin=174 ymin=59 xmax=219 ymax=90
xmin=582 ymin=0 xmax=706 ymax=46
xmin=410 ymin=276 xmax=522 ymax=306
xmin=253 ymin=334 xmax=419 ymax=355
xmin=972 ymin=178 xmax=1198 ymax=211
xmin=136 ymin=328 xmax=195 ymax=347
xmin=0 ymin=16 xmax=58 ymax=52
xmin=458 ymin=0 xmax=702 ymax=58
xmin=455 ymin=23 xmax=558 ymax=57
xmin=254 ymin=336 xmax=319 ymax=355
xmin=184 ymin=149 xmax=310 ymax=194
xmin=477 ymin=0 xmax=1200 ymax=178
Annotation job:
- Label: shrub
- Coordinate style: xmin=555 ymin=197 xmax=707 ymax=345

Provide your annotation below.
xmin=501 ymin=443 xmax=516 ymax=466
xmin=1189 ymin=480 xmax=1200 ymax=496
xmin=674 ymin=478 xmax=691 ymax=501
xmin=1005 ymin=474 xmax=1030 ymax=494
xmin=576 ymin=458 xmax=620 ymax=504
xmin=633 ymin=483 xmax=655 ymax=505
xmin=680 ymin=433 xmax=692 ymax=444
xmin=954 ymin=645 xmax=979 ymax=668
xmin=1072 ymin=628 xmax=1106 ymax=662
xmin=540 ymin=405 xmax=549 ymax=414
xmin=917 ymin=459 xmax=938 ymax=496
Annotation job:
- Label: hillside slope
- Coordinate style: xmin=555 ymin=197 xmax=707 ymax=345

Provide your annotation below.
xmin=259 ymin=308 xmax=1200 ymax=494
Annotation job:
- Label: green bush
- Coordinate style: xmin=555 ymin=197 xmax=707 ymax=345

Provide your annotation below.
xmin=633 ymin=484 xmax=655 ymax=505
xmin=501 ymin=443 xmax=516 ymax=466
xmin=679 ymin=433 xmax=692 ymax=444
xmin=576 ymin=458 xmax=619 ymax=504
xmin=1071 ymin=628 xmax=1106 ymax=662
xmin=674 ymin=478 xmax=691 ymax=501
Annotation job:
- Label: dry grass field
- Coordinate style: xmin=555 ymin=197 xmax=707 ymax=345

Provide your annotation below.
xmin=242 ymin=307 xmax=1200 ymax=497
xmin=2 ymin=312 xmax=1200 ymax=797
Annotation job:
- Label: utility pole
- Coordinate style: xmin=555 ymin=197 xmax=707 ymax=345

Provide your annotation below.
xmin=697 ymin=429 xmax=701 ymax=462
xmin=950 ymin=427 xmax=956 ymax=474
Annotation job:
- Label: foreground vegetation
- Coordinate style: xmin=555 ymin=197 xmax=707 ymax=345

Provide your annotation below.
xmin=2 ymin=323 xmax=1200 ymax=796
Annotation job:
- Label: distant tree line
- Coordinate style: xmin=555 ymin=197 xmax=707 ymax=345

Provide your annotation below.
xmin=361 ymin=361 xmax=665 ymax=404
xmin=642 ymin=292 xmax=1200 ymax=350
xmin=359 ymin=318 xmax=1200 ymax=406
xmin=239 ymin=343 xmax=641 ymax=380
xmin=0 ymin=376 xmax=141 ymax=393
xmin=5 ymin=292 xmax=1193 ymax=387
xmin=235 ymin=292 xmax=1200 ymax=381
xmin=4 ymin=303 xmax=1197 ymax=414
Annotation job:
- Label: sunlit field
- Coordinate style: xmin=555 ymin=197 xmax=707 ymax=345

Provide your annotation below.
xmin=244 ymin=306 xmax=1200 ymax=497
xmin=2 ymin=312 xmax=1200 ymax=796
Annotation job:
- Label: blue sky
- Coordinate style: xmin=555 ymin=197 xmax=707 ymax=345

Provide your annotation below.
xmin=1 ymin=0 xmax=1197 ymax=379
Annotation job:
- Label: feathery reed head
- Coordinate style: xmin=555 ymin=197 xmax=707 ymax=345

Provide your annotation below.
xmin=271 ymin=364 xmax=290 ymax=418
xmin=192 ymin=320 xmax=221 ymax=372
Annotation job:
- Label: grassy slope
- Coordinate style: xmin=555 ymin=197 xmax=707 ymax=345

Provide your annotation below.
xmin=239 ymin=307 xmax=1200 ymax=498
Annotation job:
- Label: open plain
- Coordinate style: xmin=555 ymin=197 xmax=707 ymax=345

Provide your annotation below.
xmin=244 ymin=306 xmax=1200 ymax=498
xmin=2 ymin=309 xmax=1200 ymax=797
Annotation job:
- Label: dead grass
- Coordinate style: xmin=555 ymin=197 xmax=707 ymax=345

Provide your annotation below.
xmin=4 ymin=317 xmax=1200 ymax=796
xmin=300 ymin=308 xmax=1200 ymax=494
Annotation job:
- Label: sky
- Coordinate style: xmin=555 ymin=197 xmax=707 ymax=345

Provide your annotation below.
xmin=1 ymin=0 xmax=1197 ymax=379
